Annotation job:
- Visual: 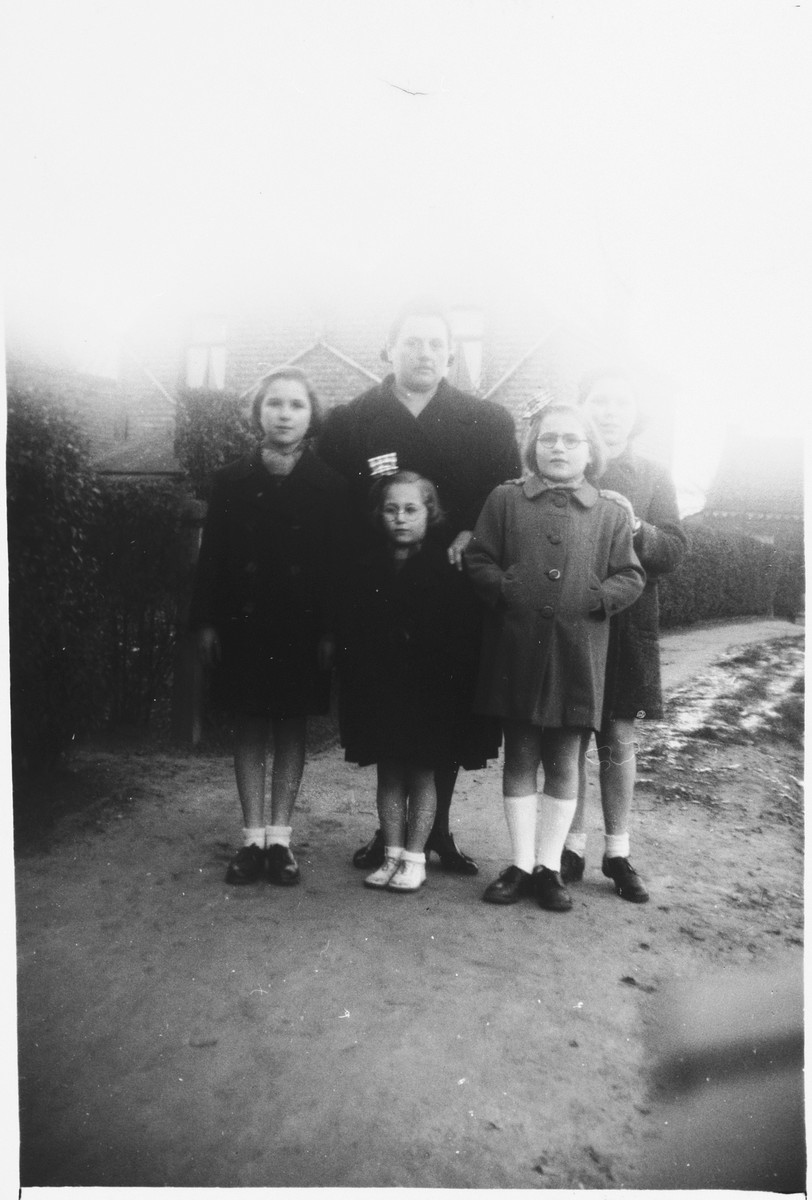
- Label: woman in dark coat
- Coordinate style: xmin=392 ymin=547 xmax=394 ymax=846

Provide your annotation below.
xmin=190 ymin=367 xmax=348 ymax=886
xmin=561 ymin=370 xmax=687 ymax=903
xmin=320 ymin=303 xmax=521 ymax=874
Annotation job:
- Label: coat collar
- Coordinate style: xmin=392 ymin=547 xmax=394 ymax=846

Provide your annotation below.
xmin=522 ymin=475 xmax=599 ymax=508
xmin=229 ymin=444 xmax=333 ymax=489
xmin=378 ymin=375 xmax=480 ymax=424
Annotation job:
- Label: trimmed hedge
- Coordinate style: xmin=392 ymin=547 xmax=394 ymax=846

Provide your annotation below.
xmin=173 ymin=387 xmax=253 ymax=501
xmin=7 ymin=385 xmax=187 ymax=772
xmin=659 ymin=519 xmax=800 ymax=628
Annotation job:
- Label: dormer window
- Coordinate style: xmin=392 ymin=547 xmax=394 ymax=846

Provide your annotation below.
xmin=448 ymin=307 xmax=484 ymax=393
xmin=186 ymin=316 xmax=226 ymax=389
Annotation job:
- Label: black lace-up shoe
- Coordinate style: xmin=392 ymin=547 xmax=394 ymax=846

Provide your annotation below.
xmin=266 ymin=844 xmax=301 ymax=886
xmin=352 ymin=828 xmax=386 ymax=870
xmin=560 ymin=848 xmax=585 ymax=884
xmin=482 ymin=865 xmax=534 ymax=904
xmin=533 ymin=866 xmax=573 ymax=912
xmin=225 ymin=844 xmax=265 ymax=884
xmin=602 ymin=855 xmax=649 ymax=903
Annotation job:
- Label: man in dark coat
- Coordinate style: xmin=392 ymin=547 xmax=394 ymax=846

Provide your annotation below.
xmin=319 ymin=302 xmax=521 ymax=872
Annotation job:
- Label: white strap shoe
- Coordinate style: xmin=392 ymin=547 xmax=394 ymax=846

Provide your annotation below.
xmin=364 ymin=850 xmax=404 ymax=890
xmin=387 ymin=854 xmax=426 ymax=893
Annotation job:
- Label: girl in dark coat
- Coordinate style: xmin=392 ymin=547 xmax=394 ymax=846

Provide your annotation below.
xmin=190 ymin=368 xmax=348 ymax=887
xmin=339 ymin=471 xmax=498 ymax=894
xmin=465 ymin=404 xmax=645 ymax=912
xmin=561 ymin=371 xmax=687 ymax=903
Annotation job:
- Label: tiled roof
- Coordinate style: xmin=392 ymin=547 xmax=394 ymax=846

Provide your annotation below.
xmin=705 ymin=432 xmax=803 ymax=517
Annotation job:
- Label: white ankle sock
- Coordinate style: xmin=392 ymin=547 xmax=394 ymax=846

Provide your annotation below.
xmin=503 ymin=794 xmax=537 ymax=873
xmin=564 ymin=830 xmax=587 ymax=857
xmin=384 ymin=845 xmax=405 ymax=860
xmin=265 ymin=824 xmax=292 ymax=848
xmin=243 ymin=827 xmax=265 ymax=848
xmin=401 ymin=850 xmax=426 ymax=864
xmin=604 ymin=832 xmax=630 ymax=859
xmin=536 ymin=794 xmax=577 ymax=871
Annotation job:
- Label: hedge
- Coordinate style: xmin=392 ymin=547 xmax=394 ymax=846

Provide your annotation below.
xmin=7 ymin=385 xmax=187 ymax=772
xmin=659 ymin=519 xmax=801 ymax=627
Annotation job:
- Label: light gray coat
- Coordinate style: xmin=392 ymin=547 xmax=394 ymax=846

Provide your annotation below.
xmin=465 ymin=476 xmax=646 ymax=730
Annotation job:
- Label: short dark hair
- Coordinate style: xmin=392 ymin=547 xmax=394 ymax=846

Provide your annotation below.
xmin=369 ymin=470 xmax=445 ymax=530
xmin=384 ymin=302 xmax=453 ymax=354
xmin=245 ymin=366 xmax=324 ymax=438
xmin=522 ymin=403 xmax=606 ymax=483
xmin=577 ymin=368 xmax=647 ymax=439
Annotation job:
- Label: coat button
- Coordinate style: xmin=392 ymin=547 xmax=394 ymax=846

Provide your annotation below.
xmin=548 ymin=532 xmax=562 ymax=544
xmin=547 ymin=569 xmax=561 ymax=580
xmin=245 ymin=562 xmax=257 ymax=574
xmin=553 ymin=494 xmax=567 ymax=508
xmin=290 ymin=564 xmax=301 ymax=576
xmin=541 ymin=605 xmax=554 ymax=618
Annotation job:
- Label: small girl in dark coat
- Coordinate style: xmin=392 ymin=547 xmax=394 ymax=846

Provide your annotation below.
xmin=339 ymin=470 xmax=497 ymax=894
xmin=465 ymin=404 xmax=645 ymax=912
xmin=561 ymin=371 xmax=687 ymax=903
xmin=190 ymin=367 xmax=348 ymax=887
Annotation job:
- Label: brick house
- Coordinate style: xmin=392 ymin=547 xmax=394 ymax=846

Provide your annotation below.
xmin=72 ymin=300 xmax=677 ymax=474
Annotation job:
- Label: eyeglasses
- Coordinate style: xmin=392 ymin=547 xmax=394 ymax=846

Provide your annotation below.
xmin=536 ymin=433 xmax=587 ymax=450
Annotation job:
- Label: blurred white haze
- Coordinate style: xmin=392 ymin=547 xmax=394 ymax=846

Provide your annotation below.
xmin=4 ymin=0 xmax=810 ymax=514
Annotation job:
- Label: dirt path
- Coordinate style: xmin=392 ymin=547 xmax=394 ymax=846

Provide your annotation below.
xmin=15 ymin=618 xmax=804 ymax=1189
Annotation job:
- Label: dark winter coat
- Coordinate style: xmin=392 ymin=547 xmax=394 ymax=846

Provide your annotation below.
xmin=318 ymin=375 xmax=521 ymax=540
xmin=599 ymin=449 xmax=687 ymax=720
xmin=189 ymin=448 xmax=349 ymax=718
xmin=338 ymin=534 xmax=501 ymax=769
xmin=465 ymin=477 xmax=646 ymax=730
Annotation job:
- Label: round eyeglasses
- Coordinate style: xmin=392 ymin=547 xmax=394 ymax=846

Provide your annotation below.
xmin=536 ymin=433 xmax=587 ymax=450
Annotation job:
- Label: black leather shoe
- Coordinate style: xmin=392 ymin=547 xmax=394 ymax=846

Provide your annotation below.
xmin=225 ymin=844 xmax=265 ymax=885
xmin=352 ymin=828 xmax=386 ymax=870
xmin=266 ymin=843 xmax=301 ymax=886
xmin=560 ymin=848 xmax=585 ymax=884
xmin=602 ymin=855 xmax=649 ymax=903
xmin=534 ymin=866 xmax=573 ymax=912
xmin=482 ymin=864 xmax=533 ymax=904
xmin=424 ymin=831 xmax=479 ymax=875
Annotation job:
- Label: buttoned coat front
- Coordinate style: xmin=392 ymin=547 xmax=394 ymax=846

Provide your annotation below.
xmin=465 ymin=478 xmax=646 ymax=730
xmin=189 ymin=448 xmax=349 ymax=717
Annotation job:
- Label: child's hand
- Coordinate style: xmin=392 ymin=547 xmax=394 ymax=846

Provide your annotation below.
xmin=197 ymin=626 xmax=221 ymax=667
xmin=318 ymin=635 xmax=336 ymax=671
xmin=448 ymin=530 xmax=474 ymax=571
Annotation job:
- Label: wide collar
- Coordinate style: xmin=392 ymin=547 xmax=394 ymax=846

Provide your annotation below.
xmin=375 ymin=375 xmax=481 ymax=425
xmin=522 ymin=475 xmax=599 ymax=508
xmin=229 ymin=444 xmax=333 ymax=490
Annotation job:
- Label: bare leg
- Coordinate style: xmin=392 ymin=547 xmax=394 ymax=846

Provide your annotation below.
xmin=502 ymin=719 xmax=544 ymax=796
xmin=568 ymin=731 xmax=595 ymax=836
xmin=539 ymin=727 xmax=590 ymax=800
xmin=596 ymin=717 xmax=637 ymax=836
xmin=376 ymin=760 xmax=409 ymax=848
xmin=269 ymin=717 xmax=307 ymax=826
xmin=233 ymin=715 xmax=270 ymax=826
xmin=404 ymin=766 xmax=437 ymax=853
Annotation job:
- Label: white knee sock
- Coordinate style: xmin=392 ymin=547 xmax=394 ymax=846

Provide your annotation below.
xmin=503 ymin=794 xmax=537 ymax=874
xmin=265 ymin=824 xmax=292 ymax=848
xmin=536 ymin=794 xmax=577 ymax=871
xmin=243 ymin=826 xmax=265 ymax=848
xmin=604 ymin=832 xmax=630 ymax=859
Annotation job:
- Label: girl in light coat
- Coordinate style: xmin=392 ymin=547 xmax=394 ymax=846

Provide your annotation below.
xmin=465 ymin=403 xmax=645 ymax=912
